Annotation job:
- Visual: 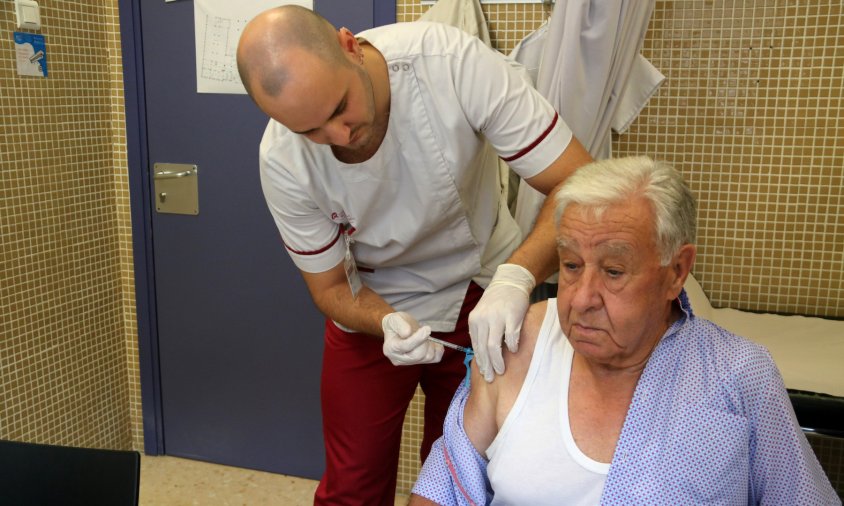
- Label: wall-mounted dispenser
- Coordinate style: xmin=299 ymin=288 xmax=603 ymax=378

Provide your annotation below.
xmin=15 ymin=0 xmax=41 ymax=31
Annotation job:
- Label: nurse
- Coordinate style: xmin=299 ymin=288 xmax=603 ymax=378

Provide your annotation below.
xmin=236 ymin=6 xmax=591 ymax=505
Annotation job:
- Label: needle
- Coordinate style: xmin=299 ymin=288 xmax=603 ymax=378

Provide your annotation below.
xmin=427 ymin=336 xmax=472 ymax=354
xmin=427 ymin=336 xmax=475 ymax=387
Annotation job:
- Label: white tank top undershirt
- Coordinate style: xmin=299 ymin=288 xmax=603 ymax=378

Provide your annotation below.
xmin=486 ymin=301 xmax=610 ymax=505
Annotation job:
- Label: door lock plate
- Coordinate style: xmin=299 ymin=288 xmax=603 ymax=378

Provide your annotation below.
xmin=153 ymin=163 xmax=198 ymax=215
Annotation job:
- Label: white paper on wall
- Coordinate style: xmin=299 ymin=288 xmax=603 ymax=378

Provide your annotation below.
xmin=14 ymin=32 xmax=47 ymax=77
xmin=194 ymin=0 xmax=313 ymax=94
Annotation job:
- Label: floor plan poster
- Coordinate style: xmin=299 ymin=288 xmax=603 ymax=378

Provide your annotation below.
xmin=194 ymin=0 xmax=313 ymax=94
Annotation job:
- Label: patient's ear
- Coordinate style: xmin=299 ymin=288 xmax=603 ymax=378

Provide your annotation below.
xmin=666 ymin=244 xmax=696 ymax=299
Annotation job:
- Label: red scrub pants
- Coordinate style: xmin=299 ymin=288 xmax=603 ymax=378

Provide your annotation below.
xmin=314 ymin=282 xmax=483 ymax=506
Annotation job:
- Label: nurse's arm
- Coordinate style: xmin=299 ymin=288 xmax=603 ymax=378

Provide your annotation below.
xmin=300 ymin=261 xmax=394 ymax=337
xmin=506 ymin=136 xmax=592 ymax=282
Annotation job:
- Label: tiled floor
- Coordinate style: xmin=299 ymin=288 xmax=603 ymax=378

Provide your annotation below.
xmin=139 ymin=455 xmax=409 ymax=505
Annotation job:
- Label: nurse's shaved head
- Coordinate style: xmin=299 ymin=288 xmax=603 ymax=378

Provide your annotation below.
xmin=237 ymin=5 xmax=345 ymax=99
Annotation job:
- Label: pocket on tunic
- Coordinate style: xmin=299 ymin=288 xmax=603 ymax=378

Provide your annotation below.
xmin=664 ymin=403 xmax=750 ymax=503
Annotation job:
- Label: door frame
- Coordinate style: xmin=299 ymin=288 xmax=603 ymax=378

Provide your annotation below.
xmin=117 ymin=0 xmax=396 ymax=456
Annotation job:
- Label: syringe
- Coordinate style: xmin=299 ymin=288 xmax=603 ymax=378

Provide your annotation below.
xmin=427 ymin=336 xmax=472 ymax=354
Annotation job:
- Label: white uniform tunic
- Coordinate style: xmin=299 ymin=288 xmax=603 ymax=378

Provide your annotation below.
xmin=259 ymin=22 xmax=572 ymax=331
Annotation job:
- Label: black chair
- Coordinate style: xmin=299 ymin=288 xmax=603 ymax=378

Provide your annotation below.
xmin=0 ymin=439 xmax=140 ymax=506
xmin=789 ymin=390 xmax=844 ymax=499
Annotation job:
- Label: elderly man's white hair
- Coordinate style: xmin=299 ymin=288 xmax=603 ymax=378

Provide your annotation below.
xmin=554 ymin=156 xmax=697 ymax=266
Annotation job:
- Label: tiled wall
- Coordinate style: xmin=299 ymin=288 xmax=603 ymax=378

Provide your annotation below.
xmin=396 ymin=0 xmax=843 ymax=494
xmin=400 ymin=1 xmax=551 ymax=53
xmin=615 ymin=1 xmax=843 ymax=317
xmin=0 ymin=0 xmax=140 ymax=451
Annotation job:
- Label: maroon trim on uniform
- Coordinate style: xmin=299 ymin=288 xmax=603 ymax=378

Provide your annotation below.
xmin=284 ymin=225 xmax=342 ymax=255
xmin=500 ymin=113 xmax=559 ymax=163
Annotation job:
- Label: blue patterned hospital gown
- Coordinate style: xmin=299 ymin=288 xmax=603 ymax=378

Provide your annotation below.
xmin=412 ymin=290 xmax=840 ymax=505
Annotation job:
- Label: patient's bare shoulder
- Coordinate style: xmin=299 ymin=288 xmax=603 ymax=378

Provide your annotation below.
xmin=503 ymin=300 xmax=547 ymax=371
xmin=523 ymin=300 xmax=549 ymax=345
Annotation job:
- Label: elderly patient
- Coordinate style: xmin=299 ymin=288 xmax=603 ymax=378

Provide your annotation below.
xmin=410 ymin=156 xmax=839 ymax=505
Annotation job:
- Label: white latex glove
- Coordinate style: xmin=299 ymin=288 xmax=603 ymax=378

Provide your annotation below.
xmin=468 ymin=263 xmax=536 ymax=382
xmin=382 ymin=312 xmax=443 ymax=366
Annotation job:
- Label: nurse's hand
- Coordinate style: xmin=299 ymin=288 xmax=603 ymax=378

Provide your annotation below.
xmin=382 ymin=312 xmax=443 ymax=366
xmin=468 ymin=264 xmax=536 ymax=382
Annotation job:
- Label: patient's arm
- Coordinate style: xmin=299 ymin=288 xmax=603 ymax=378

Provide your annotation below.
xmin=408 ymin=493 xmax=438 ymax=505
xmin=463 ymin=356 xmax=500 ymax=454
xmin=410 ymin=381 xmax=490 ymax=505
xmin=465 ymin=300 xmax=549 ymax=455
xmin=409 ymin=302 xmax=549 ymax=505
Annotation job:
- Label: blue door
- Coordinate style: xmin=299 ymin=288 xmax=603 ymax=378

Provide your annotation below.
xmin=128 ymin=0 xmax=390 ymax=478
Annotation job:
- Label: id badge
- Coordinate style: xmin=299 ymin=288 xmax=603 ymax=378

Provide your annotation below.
xmin=343 ymin=230 xmax=362 ymax=299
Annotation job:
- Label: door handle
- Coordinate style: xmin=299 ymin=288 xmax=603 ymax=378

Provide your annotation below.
xmin=155 ymin=167 xmax=196 ymax=179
